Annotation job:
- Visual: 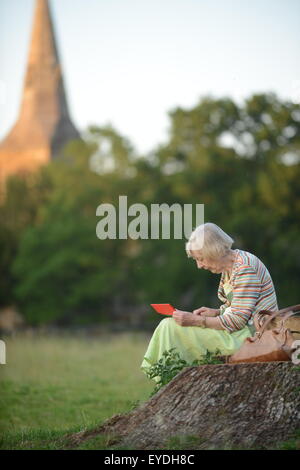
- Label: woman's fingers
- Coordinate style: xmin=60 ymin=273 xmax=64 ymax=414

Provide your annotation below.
xmin=193 ymin=307 xmax=206 ymax=315
xmin=173 ymin=311 xmax=195 ymax=326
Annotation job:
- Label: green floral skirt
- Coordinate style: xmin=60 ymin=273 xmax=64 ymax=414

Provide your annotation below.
xmin=141 ymin=317 xmax=253 ymax=378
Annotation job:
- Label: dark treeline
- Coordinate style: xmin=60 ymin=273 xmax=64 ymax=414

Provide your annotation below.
xmin=1 ymin=93 xmax=299 ymax=328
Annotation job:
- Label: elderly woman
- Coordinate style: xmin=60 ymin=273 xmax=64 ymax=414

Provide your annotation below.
xmin=141 ymin=222 xmax=278 ymax=376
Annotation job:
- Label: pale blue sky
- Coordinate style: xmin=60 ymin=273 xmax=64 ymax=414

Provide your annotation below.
xmin=0 ymin=0 xmax=299 ymax=154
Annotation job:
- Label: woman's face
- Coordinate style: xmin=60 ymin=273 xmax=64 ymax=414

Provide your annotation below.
xmin=190 ymin=250 xmax=224 ymax=274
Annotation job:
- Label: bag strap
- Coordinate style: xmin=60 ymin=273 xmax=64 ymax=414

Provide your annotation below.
xmin=252 ymin=304 xmax=300 ymax=341
xmin=276 ymin=308 xmax=300 ymax=333
xmin=277 ymin=304 xmax=300 ymax=315
xmin=255 ymin=310 xmax=274 ymax=329
xmin=255 ymin=304 xmax=300 ymax=329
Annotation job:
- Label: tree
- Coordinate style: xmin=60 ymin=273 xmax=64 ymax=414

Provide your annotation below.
xmin=64 ymin=362 xmax=300 ymax=450
xmin=2 ymin=94 xmax=300 ymax=325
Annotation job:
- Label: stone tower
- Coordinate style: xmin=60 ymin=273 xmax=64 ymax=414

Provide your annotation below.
xmin=0 ymin=0 xmax=80 ymax=192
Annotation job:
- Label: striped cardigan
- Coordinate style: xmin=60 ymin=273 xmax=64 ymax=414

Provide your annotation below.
xmin=217 ymin=249 xmax=278 ymax=333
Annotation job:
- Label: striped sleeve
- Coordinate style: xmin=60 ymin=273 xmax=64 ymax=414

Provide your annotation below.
xmin=219 ymin=304 xmax=228 ymax=315
xmin=219 ymin=265 xmax=261 ymax=333
xmin=217 ymin=273 xmax=228 ymax=305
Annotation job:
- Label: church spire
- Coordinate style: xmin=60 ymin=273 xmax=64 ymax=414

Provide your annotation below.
xmin=0 ymin=0 xmax=80 ymax=188
xmin=19 ymin=0 xmax=71 ymax=127
xmin=28 ymin=0 xmax=60 ymax=67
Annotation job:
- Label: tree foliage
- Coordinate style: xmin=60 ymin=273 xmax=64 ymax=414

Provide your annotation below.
xmin=0 ymin=94 xmax=299 ymax=326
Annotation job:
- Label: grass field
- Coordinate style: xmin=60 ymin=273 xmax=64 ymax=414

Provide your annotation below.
xmin=0 ymin=330 xmax=154 ymax=450
xmin=0 ymin=330 xmax=299 ymax=450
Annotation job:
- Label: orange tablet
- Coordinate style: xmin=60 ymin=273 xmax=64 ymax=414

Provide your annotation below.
xmin=150 ymin=303 xmax=176 ymax=315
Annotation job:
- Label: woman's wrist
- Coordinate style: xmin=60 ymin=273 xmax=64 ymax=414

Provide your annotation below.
xmin=193 ymin=315 xmax=224 ymax=330
xmin=194 ymin=316 xmax=207 ymax=328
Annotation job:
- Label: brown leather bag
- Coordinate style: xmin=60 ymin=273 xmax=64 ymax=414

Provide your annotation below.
xmin=228 ymin=304 xmax=300 ymax=364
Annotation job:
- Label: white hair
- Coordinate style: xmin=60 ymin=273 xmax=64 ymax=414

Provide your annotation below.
xmin=185 ymin=222 xmax=234 ymax=260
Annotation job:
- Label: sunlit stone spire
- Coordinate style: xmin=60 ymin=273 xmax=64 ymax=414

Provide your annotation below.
xmin=0 ymin=0 xmax=80 ymax=192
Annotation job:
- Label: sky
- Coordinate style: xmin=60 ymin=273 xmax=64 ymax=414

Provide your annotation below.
xmin=0 ymin=0 xmax=299 ymax=154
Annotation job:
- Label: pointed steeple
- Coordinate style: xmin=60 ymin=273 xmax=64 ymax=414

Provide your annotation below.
xmin=28 ymin=0 xmax=60 ymax=69
xmin=0 ymin=0 xmax=80 ymax=188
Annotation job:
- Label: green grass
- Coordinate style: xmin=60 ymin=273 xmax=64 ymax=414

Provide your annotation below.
xmin=0 ymin=330 xmax=153 ymax=449
xmin=0 ymin=331 xmax=299 ymax=450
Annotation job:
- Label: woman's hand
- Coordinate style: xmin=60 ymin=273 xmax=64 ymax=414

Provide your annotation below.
xmin=193 ymin=307 xmax=220 ymax=317
xmin=173 ymin=309 xmax=197 ymax=327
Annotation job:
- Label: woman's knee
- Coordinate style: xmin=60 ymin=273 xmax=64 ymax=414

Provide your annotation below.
xmin=158 ymin=317 xmax=173 ymax=326
xmin=156 ymin=316 xmax=175 ymax=332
